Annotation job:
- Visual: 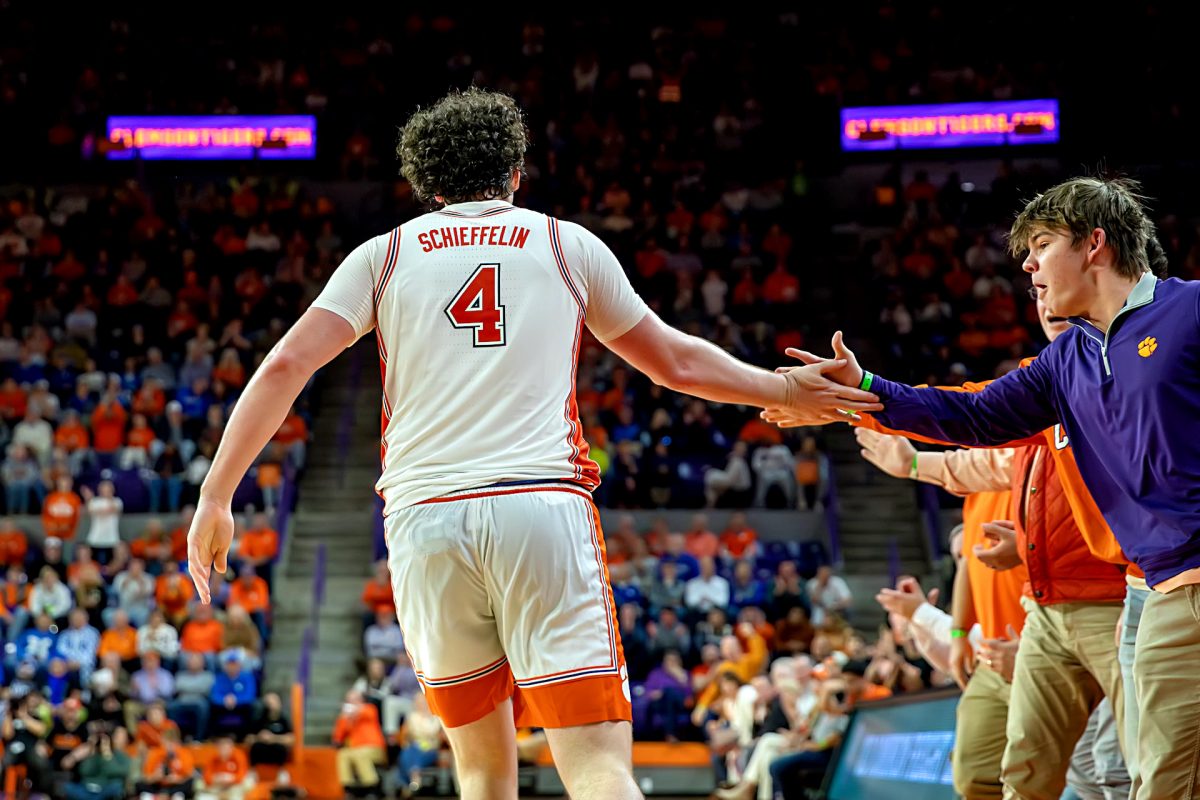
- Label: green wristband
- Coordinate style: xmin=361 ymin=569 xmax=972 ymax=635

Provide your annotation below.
xmin=859 ymin=371 xmax=874 ymax=392
xmin=950 ymin=628 xmax=968 ymax=639
xmin=910 ymin=453 xmax=919 ymax=480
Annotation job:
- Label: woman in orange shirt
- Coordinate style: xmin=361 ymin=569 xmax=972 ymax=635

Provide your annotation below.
xmin=132 ymin=382 xmax=166 ymax=419
xmin=41 ymin=476 xmax=82 ymax=541
xmin=54 ymin=410 xmax=90 ymax=452
xmin=138 ymin=732 xmax=195 ymax=797
xmin=212 ymin=348 xmax=246 ymax=389
xmin=155 ymin=561 xmax=194 ymax=627
xmin=126 ymin=413 xmax=156 ymax=454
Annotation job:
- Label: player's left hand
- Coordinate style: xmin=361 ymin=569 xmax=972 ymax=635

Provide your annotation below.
xmin=775 ymin=358 xmax=882 ymax=427
xmin=187 ymin=496 xmax=234 ymax=604
xmin=764 ymin=332 xmax=879 ymax=426
xmin=973 ymin=520 xmax=1022 ymax=571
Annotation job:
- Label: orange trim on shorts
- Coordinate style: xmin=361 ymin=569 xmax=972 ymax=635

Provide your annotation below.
xmin=513 ymin=672 xmax=632 ymax=729
xmin=421 ymin=660 xmax=515 ymax=729
xmin=415 ymin=485 xmax=593 ymax=505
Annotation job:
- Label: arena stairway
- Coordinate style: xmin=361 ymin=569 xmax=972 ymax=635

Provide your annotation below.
xmin=823 ymin=409 xmax=937 ymax=629
xmin=264 ymin=339 xmax=384 ymax=743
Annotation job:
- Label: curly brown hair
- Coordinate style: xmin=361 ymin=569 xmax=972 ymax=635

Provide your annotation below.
xmin=397 ymin=87 xmax=528 ymax=205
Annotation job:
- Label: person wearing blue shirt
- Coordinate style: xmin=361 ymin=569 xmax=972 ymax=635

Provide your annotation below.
xmin=210 ymin=652 xmax=258 ymax=739
xmin=55 ymin=608 xmax=100 ymax=681
xmin=11 ymin=613 xmax=57 ymax=670
xmin=766 ymin=177 xmax=1196 ymax=800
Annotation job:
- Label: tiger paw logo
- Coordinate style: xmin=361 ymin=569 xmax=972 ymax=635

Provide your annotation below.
xmin=1137 ymin=336 xmax=1158 ymax=357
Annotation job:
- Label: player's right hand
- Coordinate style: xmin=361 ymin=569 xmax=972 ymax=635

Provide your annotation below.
xmin=949 ymin=635 xmax=974 ymax=689
xmin=187 ymin=496 xmax=234 ymax=604
xmin=856 ymin=428 xmax=917 ymax=479
xmin=776 ymin=358 xmax=882 ymax=426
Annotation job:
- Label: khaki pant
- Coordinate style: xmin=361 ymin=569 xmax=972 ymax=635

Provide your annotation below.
xmin=1133 ymin=584 xmax=1200 ymax=799
xmin=954 ymin=661 xmax=1012 ymax=799
xmin=337 ymin=745 xmax=385 ymax=787
xmin=1002 ymin=599 xmax=1124 ymax=800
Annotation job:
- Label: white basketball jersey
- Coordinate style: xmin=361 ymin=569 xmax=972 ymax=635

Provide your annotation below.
xmin=310 ymin=199 xmax=649 ymax=514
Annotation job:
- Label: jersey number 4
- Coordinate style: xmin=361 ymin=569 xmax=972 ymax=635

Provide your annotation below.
xmin=445 ymin=263 xmax=506 ymax=346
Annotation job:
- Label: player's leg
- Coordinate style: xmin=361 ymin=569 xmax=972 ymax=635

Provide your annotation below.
xmin=482 ymin=486 xmax=641 ymax=799
xmin=1132 ymin=585 xmax=1200 ymax=800
xmin=1118 ymin=584 xmax=1148 ymax=786
xmin=543 ymin=720 xmax=640 ymax=800
xmin=952 ymin=665 xmax=1010 ymax=799
xmin=442 ymin=698 xmax=520 ymax=800
xmin=1001 ymin=602 xmax=1107 ymax=800
xmin=384 ymin=501 xmax=518 ymax=797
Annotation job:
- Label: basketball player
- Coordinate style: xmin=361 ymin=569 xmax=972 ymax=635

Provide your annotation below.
xmin=185 ymin=88 xmax=881 ymax=800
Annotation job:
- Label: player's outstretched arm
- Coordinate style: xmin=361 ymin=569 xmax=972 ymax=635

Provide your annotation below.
xmin=187 ymin=308 xmax=358 ymax=603
xmin=762 ymin=333 xmax=1057 ymax=447
xmin=603 ymin=311 xmax=882 ymax=425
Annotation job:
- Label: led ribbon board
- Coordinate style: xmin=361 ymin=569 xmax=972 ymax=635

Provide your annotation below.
xmin=105 ymin=115 xmax=317 ymax=160
xmin=841 ymin=100 xmax=1059 ymax=151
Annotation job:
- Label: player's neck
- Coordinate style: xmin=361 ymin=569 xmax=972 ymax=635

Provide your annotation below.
xmin=1084 ymin=272 xmax=1143 ymax=333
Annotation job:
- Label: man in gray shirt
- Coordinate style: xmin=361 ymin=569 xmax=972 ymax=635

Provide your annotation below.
xmin=168 ymin=652 xmax=215 ymax=740
xmin=363 ymin=609 xmax=404 ymax=662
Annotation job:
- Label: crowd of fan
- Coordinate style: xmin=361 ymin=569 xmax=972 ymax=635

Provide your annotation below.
xmin=0 ymin=505 xmax=291 ymax=799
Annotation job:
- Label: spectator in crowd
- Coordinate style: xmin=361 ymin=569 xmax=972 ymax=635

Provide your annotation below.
xmin=384 ymin=652 xmax=421 ymax=731
xmin=729 ymin=560 xmax=767 ymax=612
xmin=135 ymin=701 xmax=182 ymax=750
xmin=793 ymin=436 xmax=828 ymax=510
xmin=42 ymin=476 xmax=82 ymax=541
xmin=247 ymin=691 xmax=293 ymax=767
xmin=647 ymin=560 xmax=688 ymax=617
xmin=126 ymin=651 xmax=176 ymax=730
xmin=210 ymin=652 xmax=258 ymax=739
xmin=692 ymin=625 xmax=769 ymax=725
xmin=181 ymin=602 xmax=225 ymax=668
xmin=363 ymin=608 xmax=405 ymax=662
xmin=769 ymin=561 xmax=807 ymax=621
xmin=227 ymin=564 xmax=270 ymax=644
xmin=684 ymin=514 xmax=720 ymax=559
xmin=2 ymin=563 xmax=32 ymax=639
xmin=719 ymin=513 xmax=759 ymax=563
xmin=155 ymin=560 xmax=194 ymax=627
xmin=138 ymin=608 xmax=181 ymax=665
xmin=807 ymin=565 xmax=852 ymax=627
xmin=333 ymin=689 xmax=387 ymax=794
xmin=396 ymin=693 xmax=445 ymax=796
xmin=752 ymin=441 xmax=796 ymax=509
xmin=137 ymin=730 xmax=196 ymax=799
xmin=684 ymin=556 xmax=731 ymax=616
xmin=220 ymin=606 xmax=263 ymax=671
xmin=0 ymin=517 xmax=29 ymax=567
xmin=108 ymin=557 xmax=156 ymax=627
xmin=643 ymin=649 xmax=693 ymax=742
xmin=81 ymin=481 xmax=122 ymax=564
xmin=29 ymin=565 xmax=72 ymax=624
xmin=235 ymin=512 xmax=279 ymax=582
xmin=361 ymin=559 xmax=395 ymax=621
xmin=131 ymin=520 xmax=172 ymax=571
xmin=98 ymin=609 xmax=139 ymax=668
xmin=60 ymin=729 xmax=132 ymax=800
xmin=2 ymin=691 xmax=54 ymax=794
xmin=271 ymin=406 xmax=308 ymax=469
xmin=704 ymin=441 xmax=752 ymax=508
xmin=659 ymin=532 xmax=701 ymax=582
xmin=198 ymin=735 xmax=251 ymax=800
xmin=775 ymin=606 xmax=817 ymax=656
xmin=646 ymin=606 xmax=692 ymax=660
xmin=170 ymin=651 xmax=217 ymax=741
xmin=56 ymin=607 xmax=101 ymax=681
xmin=12 ymin=408 xmax=53 ymax=465
xmin=3 ymin=443 xmax=41 ymax=513
xmin=147 ymin=442 xmax=186 ymax=513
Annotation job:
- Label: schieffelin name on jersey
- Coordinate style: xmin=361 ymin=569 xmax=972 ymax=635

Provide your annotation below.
xmin=417 ymin=225 xmax=532 ymax=253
